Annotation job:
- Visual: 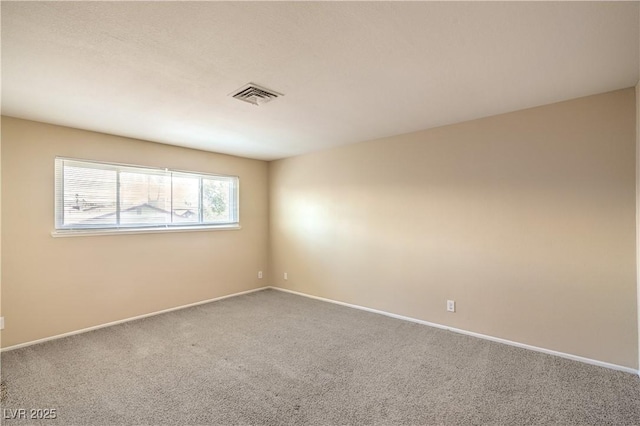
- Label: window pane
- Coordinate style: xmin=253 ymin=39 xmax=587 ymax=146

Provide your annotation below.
xmin=55 ymin=157 xmax=238 ymax=231
xmin=203 ymin=178 xmax=232 ymax=223
xmin=63 ymin=164 xmax=117 ymax=226
xmin=120 ymin=171 xmax=171 ymax=225
xmin=172 ymin=174 xmax=200 ymax=223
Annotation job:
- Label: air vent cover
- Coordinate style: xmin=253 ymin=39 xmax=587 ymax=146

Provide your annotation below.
xmin=230 ymin=83 xmax=283 ymax=106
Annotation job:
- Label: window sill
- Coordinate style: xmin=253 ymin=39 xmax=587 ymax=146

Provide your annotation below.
xmin=51 ymin=224 xmax=241 ymax=238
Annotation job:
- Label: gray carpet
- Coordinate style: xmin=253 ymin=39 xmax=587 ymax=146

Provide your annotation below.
xmin=1 ymin=289 xmax=639 ymax=425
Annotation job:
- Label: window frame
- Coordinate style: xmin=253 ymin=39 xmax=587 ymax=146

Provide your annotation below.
xmin=53 ymin=157 xmax=240 ymax=237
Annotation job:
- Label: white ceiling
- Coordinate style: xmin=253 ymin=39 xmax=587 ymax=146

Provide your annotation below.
xmin=2 ymin=2 xmax=639 ymax=161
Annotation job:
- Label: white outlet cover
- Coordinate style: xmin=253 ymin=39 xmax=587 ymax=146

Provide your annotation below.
xmin=258 ymin=271 xmax=263 ymax=279
xmin=284 ymin=272 xmax=288 ymax=280
xmin=447 ymin=300 xmax=455 ymax=312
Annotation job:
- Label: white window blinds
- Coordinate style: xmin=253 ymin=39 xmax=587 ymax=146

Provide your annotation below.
xmin=55 ymin=158 xmax=239 ymax=231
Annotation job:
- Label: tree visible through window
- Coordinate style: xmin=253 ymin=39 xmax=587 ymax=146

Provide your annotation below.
xmin=55 ymin=158 xmax=239 ymax=231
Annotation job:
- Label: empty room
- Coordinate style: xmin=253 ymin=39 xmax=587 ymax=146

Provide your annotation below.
xmin=1 ymin=1 xmax=639 ymax=425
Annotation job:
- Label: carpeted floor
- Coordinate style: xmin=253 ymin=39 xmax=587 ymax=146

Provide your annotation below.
xmin=1 ymin=289 xmax=639 ymax=425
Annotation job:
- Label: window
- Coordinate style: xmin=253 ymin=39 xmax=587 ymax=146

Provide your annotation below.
xmin=54 ymin=158 xmax=239 ymax=234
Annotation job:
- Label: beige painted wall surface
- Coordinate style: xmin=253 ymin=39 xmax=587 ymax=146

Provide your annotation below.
xmin=1 ymin=117 xmax=3 ymax=349
xmin=270 ymin=89 xmax=638 ymax=369
xmin=1 ymin=117 xmax=269 ymax=348
xmin=636 ymin=82 xmax=639 ymax=372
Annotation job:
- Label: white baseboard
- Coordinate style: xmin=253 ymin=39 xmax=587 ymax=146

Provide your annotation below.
xmin=1 ymin=286 xmax=269 ymax=352
xmin=269 ymin=286 xmax=640 ymax=376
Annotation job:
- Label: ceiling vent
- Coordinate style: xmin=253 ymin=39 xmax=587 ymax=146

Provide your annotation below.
xmin=230 ymin=83 xmax=283 ymax=106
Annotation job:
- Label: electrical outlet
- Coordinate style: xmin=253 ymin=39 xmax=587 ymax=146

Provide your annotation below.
xmin=284 ymin=272 xmax=288 ymax=280
xmin=446 ymin=300 xmax=455 ymax=313
xmin=258 ymin=271 xmax=263 ymax=279
xmin=0 ymin=317 xmax=4 ymax=330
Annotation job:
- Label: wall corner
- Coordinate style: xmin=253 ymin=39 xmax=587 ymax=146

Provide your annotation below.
xmin=636 ymin=81 xmax=640 ymax=375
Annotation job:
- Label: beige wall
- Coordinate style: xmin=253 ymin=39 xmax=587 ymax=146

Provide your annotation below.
xmin=637 ymin=82 xmax=639 ymax=372
xmin=1 ymin=117 xmax=269 ymax=348
xmin=270 ymin=88 xmax=638 ymax=369
xmin=0 ymin=116 xmax=2 ymax=350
